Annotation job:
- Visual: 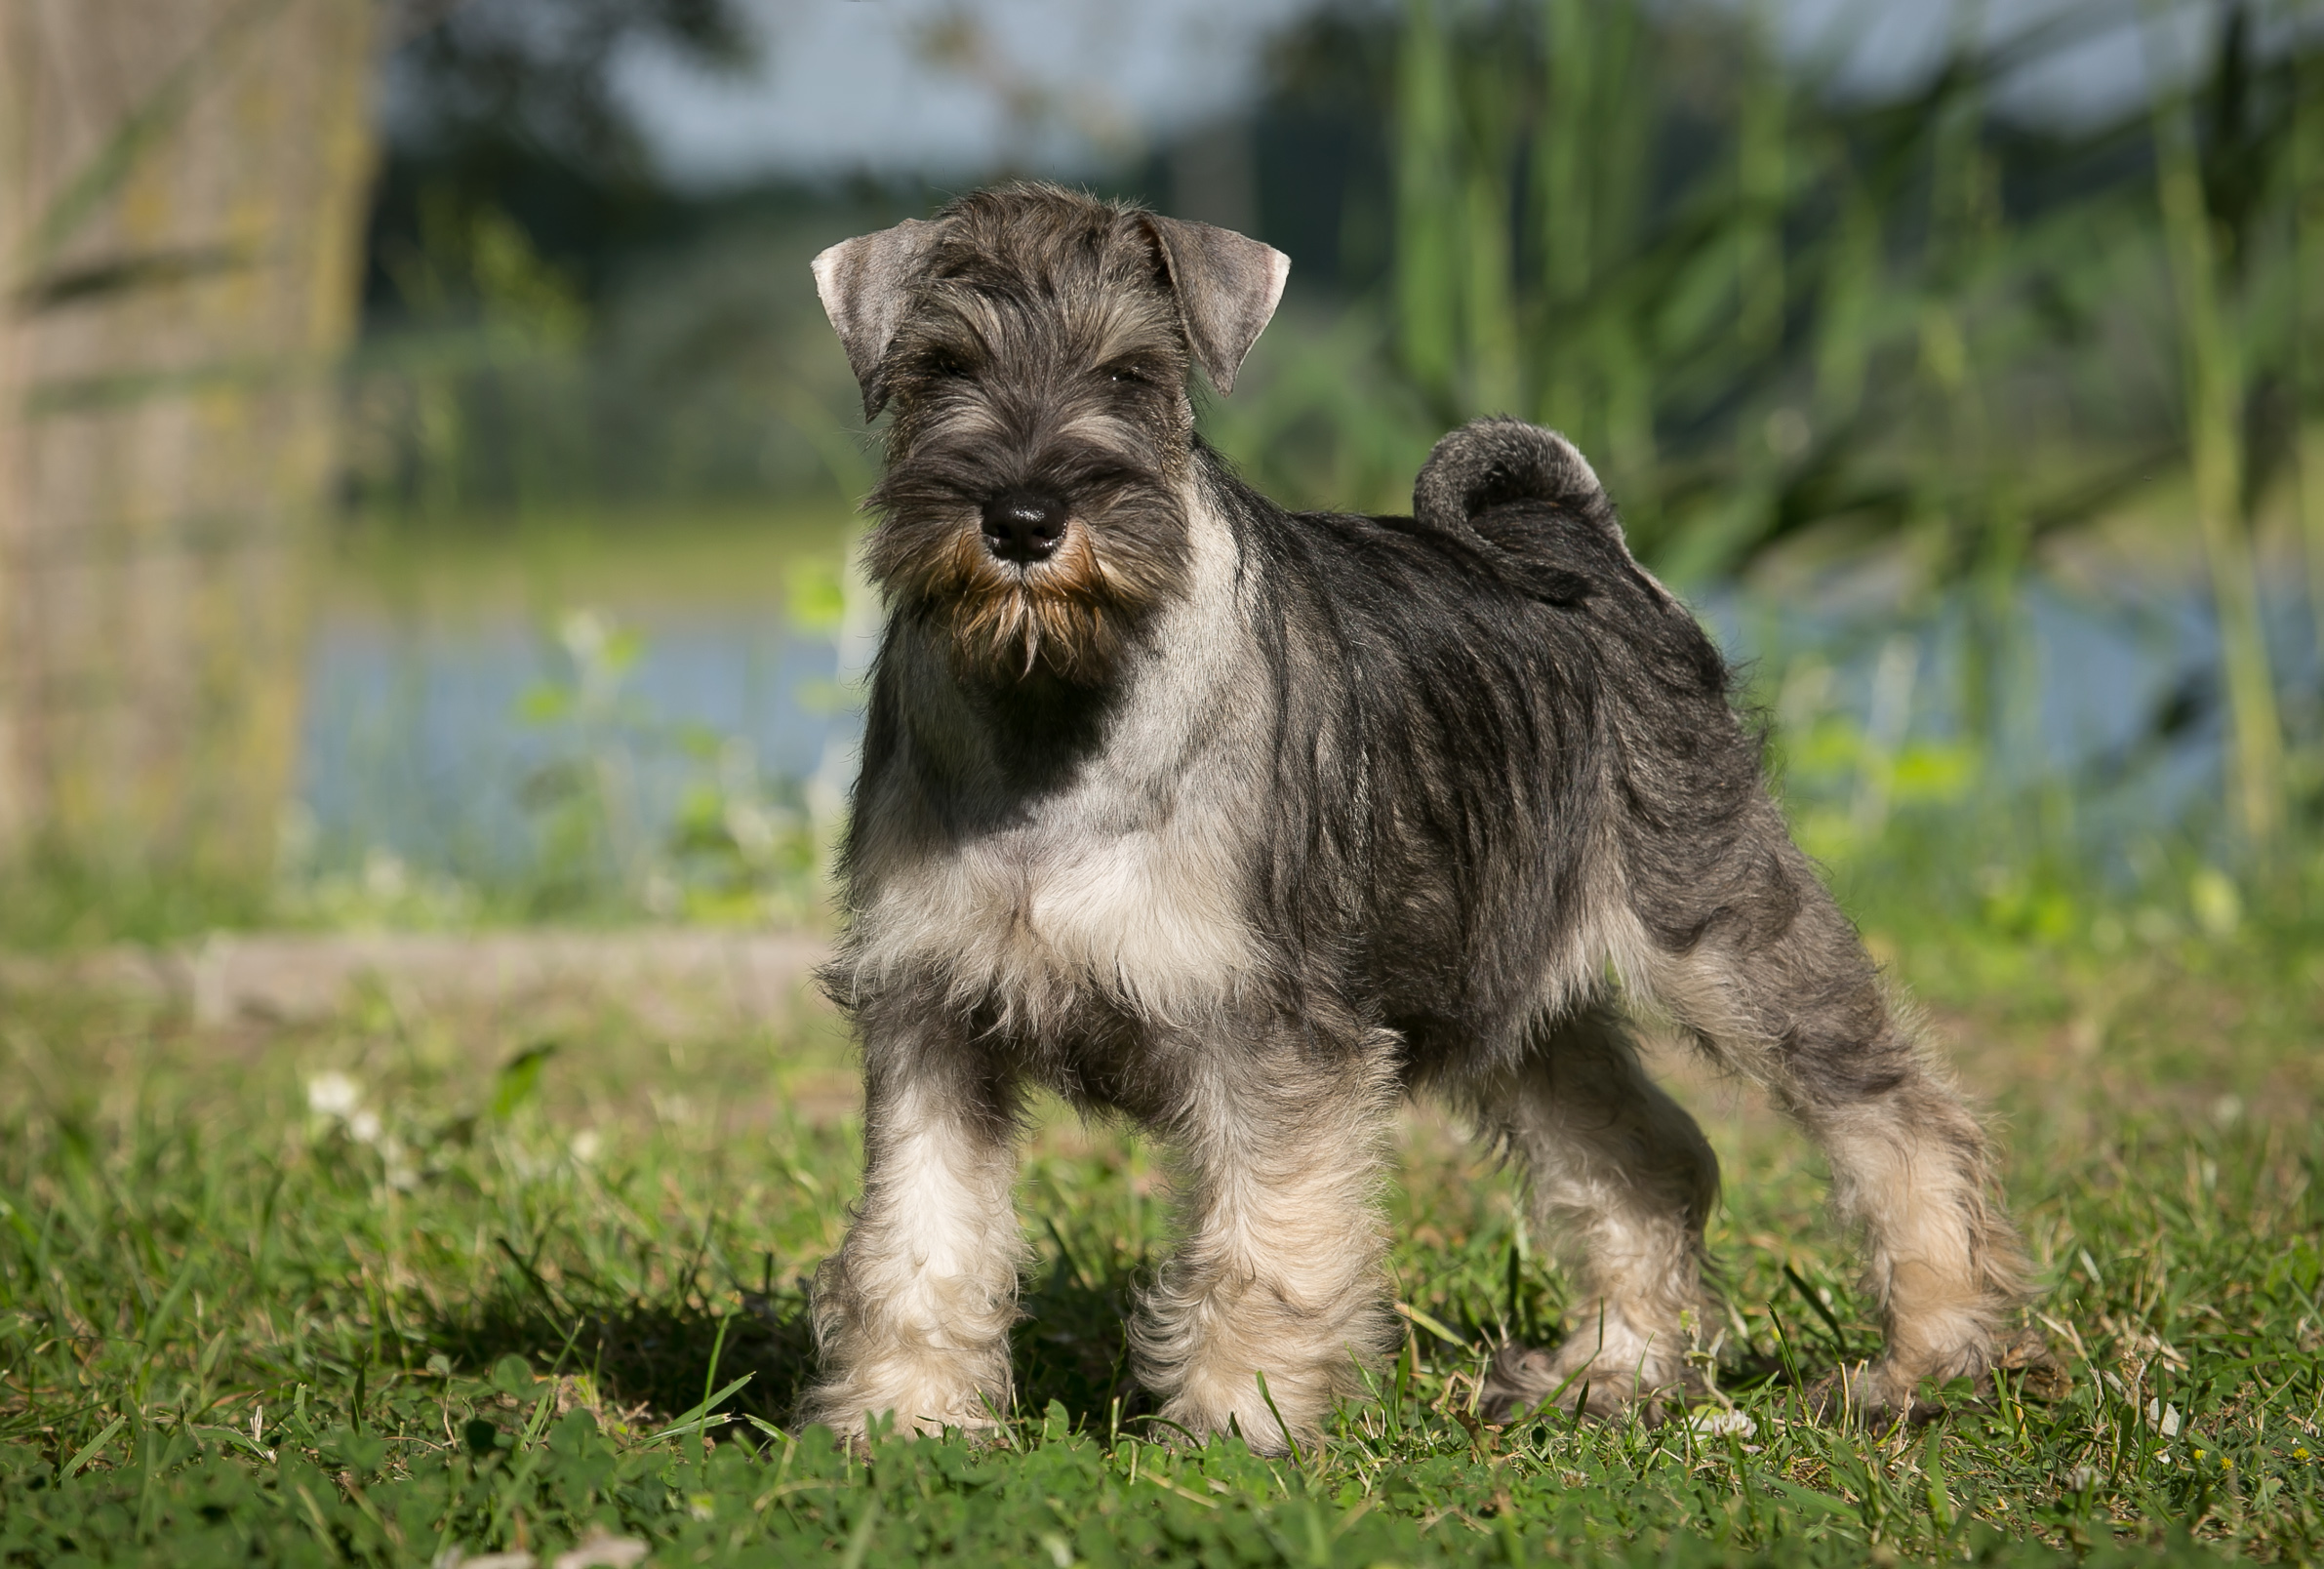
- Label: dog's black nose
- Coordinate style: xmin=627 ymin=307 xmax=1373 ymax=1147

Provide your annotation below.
xmin=980 ymin=490 xmax=1067 ymax=564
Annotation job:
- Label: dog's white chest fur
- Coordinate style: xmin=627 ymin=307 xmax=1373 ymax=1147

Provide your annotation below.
xmin=848 ymin=500 xmax=1265 ymax=1026
xmin=861 ymin=784 xmax=1257 ymax=1024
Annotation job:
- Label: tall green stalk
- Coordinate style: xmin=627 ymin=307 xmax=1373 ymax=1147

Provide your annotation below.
xmin=1535 ymin=0 xmax=1592 ymax=434
xmin=1921 ymin=10 xmax=2032 ymax=798
xmin=1585 ymin=4 xmax=1655 ymax=506
xmin=1534 ymin=0 xmax=1652 ymax=493
xmin=1462 ymin=156 xmax=1520 ymax=413
xmin=2152 ymin=87 xmax=2286 ymax=849
xmin=1395 ymin=0 xmax=1462 ymax=406
xmin=1736 ymin=0 xmax=1785 ymax=363
xmin=1813 ymin=184 xmax=1879 ymax=424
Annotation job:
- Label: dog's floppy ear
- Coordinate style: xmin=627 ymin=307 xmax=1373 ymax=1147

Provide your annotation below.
xmin=812 ymin=219 xmax=942 ymax=419
xmin=1142 ymin=216 xmax=1290 ymax=396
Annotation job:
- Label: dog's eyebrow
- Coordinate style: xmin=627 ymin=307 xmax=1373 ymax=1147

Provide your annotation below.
xmin=910 ymin=291 xmax=1016 ymax=357
xmin=1073 ymin=298 xmax=1183 ymax=368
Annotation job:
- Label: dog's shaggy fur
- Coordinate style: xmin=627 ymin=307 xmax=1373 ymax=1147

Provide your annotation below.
xmin=800 ymin=182 xmax=2028 ymax=1453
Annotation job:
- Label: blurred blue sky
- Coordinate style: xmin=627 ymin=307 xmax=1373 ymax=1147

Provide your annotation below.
xmin=610 ymin=0 xmax=2203 ymax=188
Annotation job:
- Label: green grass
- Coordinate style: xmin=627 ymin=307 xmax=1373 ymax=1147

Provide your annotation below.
xmin=2 ymin=931 xmax=2321 ymax=1567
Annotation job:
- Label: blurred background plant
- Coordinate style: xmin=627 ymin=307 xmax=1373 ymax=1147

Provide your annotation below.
xmin=0 ymin=0 xmax=2318 ymax=986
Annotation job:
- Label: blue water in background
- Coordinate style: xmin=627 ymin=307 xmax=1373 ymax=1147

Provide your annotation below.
xmin=292 ymin=576 xmax=2317 ymax=884
xmin=298 ymin=611 xmax=847 ymax=879
xmin=1699 ymin=577 xmax=2316 ymax=858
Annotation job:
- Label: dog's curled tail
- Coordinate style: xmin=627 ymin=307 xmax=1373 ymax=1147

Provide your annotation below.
xmin=1413 ymin=417 xmax=1619 ymax=539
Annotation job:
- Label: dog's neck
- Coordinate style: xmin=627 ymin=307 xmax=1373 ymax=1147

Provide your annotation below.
xmin=876 ymin=455 xmax=1254 ymax=808
xmin=947 ymin=658 xmax=1117 ymax=795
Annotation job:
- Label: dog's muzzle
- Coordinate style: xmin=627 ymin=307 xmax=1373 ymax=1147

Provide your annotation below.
xmin=980 ymin=489 xmax=1067 ymax=564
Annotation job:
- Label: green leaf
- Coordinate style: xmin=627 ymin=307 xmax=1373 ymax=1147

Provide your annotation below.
xmin=647 ymin=1373 xmax=754 ymax=1444
xmin=492 ymin=1044 xmax=558 ymax=1120
xmin=60 ymin=1415 xmax=126 ymax=1479
xmin=491 ymin=1355 xmax=535 ymax=1396
xmin=784 ymin=559 xmax=849 ymax=632
xmin=516 ymin=684 xmax=574 ymax=724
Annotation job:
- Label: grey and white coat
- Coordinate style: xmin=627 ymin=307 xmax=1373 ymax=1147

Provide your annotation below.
xmin=799 ymin=183 xmax=2027 ymax=1453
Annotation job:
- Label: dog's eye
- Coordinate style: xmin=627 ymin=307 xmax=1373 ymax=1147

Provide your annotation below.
xmin=927 ymin=353 xmax=972 ymax=380
xmin=1103 ymin=363 xmax=1149 ymax=386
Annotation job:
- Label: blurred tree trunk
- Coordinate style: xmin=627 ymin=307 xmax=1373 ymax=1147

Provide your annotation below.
xmin=0 ymin=0 xmax=376 ymax=886
xmin=0 ymin=5 xmax=28 ymax=851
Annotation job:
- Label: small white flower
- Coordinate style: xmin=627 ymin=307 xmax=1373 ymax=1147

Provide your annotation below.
xmin=643 ymin=870 xmax=680 ymax=917
xmin=362 ymin=848 xmax=411 ymax=902
xmin=349 ymin=1108 xmax=383 ymax=1145
xmin=558 ymin=608 xmax=609 ymax=665
xmin=1688 ymin=1409 xmax=1756 ymax=1439
xmin=307 ymin=1072 xmax=362 ymax=1119
xmin=570 ymin=1129 xmax=602 ymax=1164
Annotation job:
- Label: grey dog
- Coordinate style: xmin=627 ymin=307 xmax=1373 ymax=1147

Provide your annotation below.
xmin=799 ymin=181 xmax=2026 ymax=1453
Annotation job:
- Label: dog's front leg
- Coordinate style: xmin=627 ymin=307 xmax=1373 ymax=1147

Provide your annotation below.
xmin=1135 ymin=1029 xmax=1400 ymax=1455
xmin=801 ymin=1040 xmax=1026 ymax=1441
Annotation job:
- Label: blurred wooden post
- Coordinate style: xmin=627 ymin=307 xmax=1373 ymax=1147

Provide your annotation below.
xmin=0 ymin=0 xmax=376 ymax=885
xmin=0 ymin=3 xmax=30 ymax=851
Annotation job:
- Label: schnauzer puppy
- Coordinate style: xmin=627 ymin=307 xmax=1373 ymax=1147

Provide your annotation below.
xmin=800 ymin=182 xmax=2026 ymax=1453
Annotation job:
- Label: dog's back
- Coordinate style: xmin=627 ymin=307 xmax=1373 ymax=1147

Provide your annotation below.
xmin=1222 ymin=421 xmax=1774 ymax=1073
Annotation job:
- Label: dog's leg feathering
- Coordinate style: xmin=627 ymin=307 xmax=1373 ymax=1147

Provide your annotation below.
xmin=800 ymin=1063 xmax=1026 ymax=1441
xmin=1635 ymin=835 xmax=2030 ymax=1425
xmin=1469 ymin=1006 xmax=1720 ymax=1423
xmin=1133 ymin=1030 xmax=1401 ymax=1455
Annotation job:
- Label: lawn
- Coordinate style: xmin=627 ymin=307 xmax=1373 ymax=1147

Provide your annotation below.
xmin=1 ymin=922 xmax=2319 ymax=1567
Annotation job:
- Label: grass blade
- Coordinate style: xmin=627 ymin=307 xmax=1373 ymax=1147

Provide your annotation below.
xmin=60 ymin=1415 xmax=126 ymax=1480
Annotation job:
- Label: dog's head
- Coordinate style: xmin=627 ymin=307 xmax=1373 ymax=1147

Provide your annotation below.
xmin=813 ymin=183 xmax=1288 ymax=686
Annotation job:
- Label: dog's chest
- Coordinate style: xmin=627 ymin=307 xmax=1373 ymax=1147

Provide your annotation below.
xmin=857 ymin=773 xmax=1258 ymax=1023
xmin=848 ymin=494 xmax=1264 ymax=1025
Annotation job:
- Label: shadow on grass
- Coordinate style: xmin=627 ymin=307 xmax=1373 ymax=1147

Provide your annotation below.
xmin=421 ymin=1237 xmax=1870 ymax=1441
xmin=1012 ymin=1247 xmax=1151 ymax=1433
xmin=429 ymin=1288 xmax=819 ymax=1428
xmin=422 ymin=1239 xmax=1153 ymax=1438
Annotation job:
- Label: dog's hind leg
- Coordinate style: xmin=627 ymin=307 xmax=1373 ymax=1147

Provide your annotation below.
xmin=1468 ymin=1005 xmax=1721 ymax=1423
xmin=800 ymin=1042 xmax=1027 ymax=1441
xmin=1133 ymin=1029 xmax=1401 ymax=1455
xmin=1629 ymin=833 xmax=2029 ymax=1425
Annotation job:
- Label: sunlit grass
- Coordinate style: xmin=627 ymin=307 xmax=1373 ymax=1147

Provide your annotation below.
xmin=2 ymin=928 xmax=2318 ymax=1566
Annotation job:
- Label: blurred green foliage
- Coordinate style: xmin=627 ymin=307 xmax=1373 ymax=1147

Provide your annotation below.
xmin=503 ymin=608 xmax=832 ymax=928
xmin=16 ymin=1 xmax=2323 ymax=948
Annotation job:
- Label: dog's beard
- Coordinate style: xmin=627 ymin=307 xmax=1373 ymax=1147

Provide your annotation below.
xmin=866 ymin=503 xmax=1185 ymax=687
xmin=933 ymin=522 xmax=1120 ymax=682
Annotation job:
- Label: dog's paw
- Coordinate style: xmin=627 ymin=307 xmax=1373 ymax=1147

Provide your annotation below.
xmin=1150 ymin=1391 xmax=1306 ymax=1458
xmin=795 ymin=1382 xmax=1008 ymax=1446
xmin=1993 ymin=1325 xmax=2071 ymax=1402
xmin=1802 ymin=1325 xmax=2063 ymax=1428
xmin=1798 ymin=1360 xmax=1953 ymax=1431
xmin=1478 ymin=1341 xmax=1686 ymax=1426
